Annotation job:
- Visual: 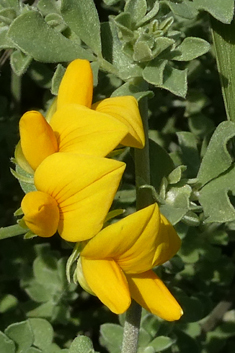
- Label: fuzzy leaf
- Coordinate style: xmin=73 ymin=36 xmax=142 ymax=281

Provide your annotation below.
xmin=144 ymin=61 xmax=187 ymax=97
xmin=0 ymin=26 xmax=15 ymax=49
xmin=172 ymin=37 xmax=210 ymax=61
xmin=148 ymin=336 xmax=175 ymax=352
xmin=10 ymin=50 xmax=32 ymax=76
xmin=0 ymin=224 xmax=27 ymax=240
xmin=197 ymin=121 xmax=235 ymax=186
xmin=68 ymin=336 xmax=94 ymax=353
xmin=166 ymin=0 xmax=198 ymax=19
xmin=100 ymin=324 xmax=123 ymax=353
xmin=28 ymin=319 xmax=53 ymax=350
xmin=8 ymin=11 xmax=93 ymax=62
xmin=112 ymin=81 xmax=153 ymax=101
xmin=124 ymin=0 xmax=147 ymax=24
xmin=51 ymin=64 xmax=66 ymax=95
xmin=136 ymin=1 xmax=159 ymax=27
xmin=199 ymin=164 xmax=235 ymax=223
xmin=0 ymin=331 xmax=15 ymax=353
xmin=194 ymin=0 xmax=234 ymax=24
xmin=142 ymin=59 xmax=168 ymax=86
xmin=161 ymin=65 xmax=187 ymax=98
xmin=61 ymin=0 xmax=101 ymax=55
xmin=5 ymin=321 xmax=34 ymax=353
xmin=101 ymin=21 xmax=134 ymax=75
xmin=37 ymin=0 xmax=60 ymax=16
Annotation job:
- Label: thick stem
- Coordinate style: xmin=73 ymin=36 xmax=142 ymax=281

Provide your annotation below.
xmin=121 ymin=301 xmax=142 ymax=353
xmin=121 ymin=94 xmax=151 ymax=353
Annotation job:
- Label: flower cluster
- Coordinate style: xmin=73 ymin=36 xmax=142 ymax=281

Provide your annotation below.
xmin=16 ymin=59 xmax=182 ymax=321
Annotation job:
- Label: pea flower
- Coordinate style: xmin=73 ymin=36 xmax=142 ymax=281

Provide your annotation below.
xmin=19 ymin=59 xmax=145 ymax=171
xmin=77 ymin=203 xmax=183 ymax=321
xmin=21 ymin=152 xmax=125 ymax=242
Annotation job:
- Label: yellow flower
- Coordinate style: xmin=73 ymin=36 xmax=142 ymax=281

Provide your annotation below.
xmin=19 ymin=59 xmax=145 ymax=171
xmin=77 ymin=203 xmax=183 ymax=321
xmin=21 ymin=152 xmax=125 ymax=242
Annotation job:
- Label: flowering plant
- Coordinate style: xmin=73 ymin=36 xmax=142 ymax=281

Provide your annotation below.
xmin=1 ymin=1 xmax=234 ymax=353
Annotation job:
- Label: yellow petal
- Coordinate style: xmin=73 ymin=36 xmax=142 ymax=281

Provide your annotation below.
xmin=81 ymin=204 xmax=161 ymax=273
xmin=21 ymin=191 xmax=59 ymax=237
xmin=34 ymin=153 xmax=125 ymax=242
xmin=19 ymin=111 xmax=58 ymax=170
xmin=152 ymin=214 xmax=181 ymax=267
xmin=57 ymin=59 xmax=93 ymax=109
xmin=50 ymin=104 xmax=128 ymax=157
xmin=92 ymin=96 xmax=145 ymax=148
xmin=126 ymin=270 xmax=183 ymax=321
xmin=81 ymin=257 xmax=131 ymax=314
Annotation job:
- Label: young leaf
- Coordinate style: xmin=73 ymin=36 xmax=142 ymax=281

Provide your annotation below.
xmin=10 ymin=50 xmax=32 ymax=76
xmin=124 ymin=0 xmax=147 ymax=25
xmin=172 ymin=37 xmax=210 ymax=62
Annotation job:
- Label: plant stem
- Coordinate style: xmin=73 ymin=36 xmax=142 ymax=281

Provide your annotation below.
xmin=121 ymin=301 xmax=142 ymax=353
xmin=121 ymin=93 xmax=151 ymax=353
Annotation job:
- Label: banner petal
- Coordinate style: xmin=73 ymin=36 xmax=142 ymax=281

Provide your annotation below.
xmin=81 ymin=204 xmax=161 ymax=273
xmin=34 ymin=153 xmax=125 ymax=241
xmin=57 ymin=59 xmax=93 ymax=109
xmin=50 ymin=104 xmax=128 ymax=157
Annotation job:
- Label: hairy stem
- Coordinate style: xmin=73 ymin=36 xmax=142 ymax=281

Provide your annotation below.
xmin=121 ymin=301 xmax=142 ymax=353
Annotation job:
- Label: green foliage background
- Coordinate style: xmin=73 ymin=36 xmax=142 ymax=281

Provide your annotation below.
xmin=1 ymin=0 xmax=235 ymax=352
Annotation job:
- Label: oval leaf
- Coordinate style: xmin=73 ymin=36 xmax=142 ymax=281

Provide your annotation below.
xmin=8 ymin=11 xmax=93 ymax=62
xmin=172 ymin=37 xmax=210 ymax=61
xmin=61 ymin=0 xmax=101 ymax=55
xmin=197 ymin=121 xmax=235 ymax=186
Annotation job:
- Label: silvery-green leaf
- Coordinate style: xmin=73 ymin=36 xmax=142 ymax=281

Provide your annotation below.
xmin=172 ymin=37 xmax=210 ymax=61
xmin=8 ymin=11 xmax=93 ymax=62
xmin=61 ymin=0 xmax=101 ymax=55
xmin=194 ymin=0 xmax=234 ymax=24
